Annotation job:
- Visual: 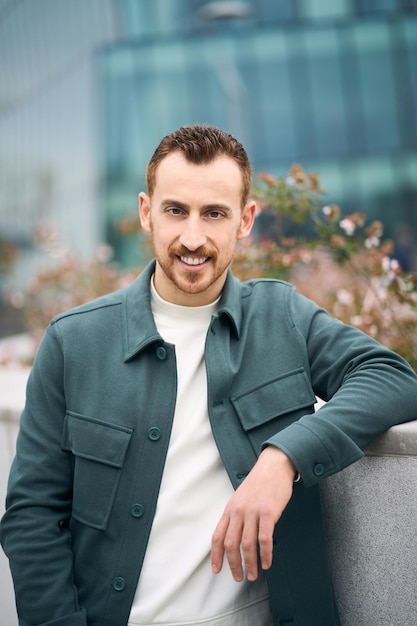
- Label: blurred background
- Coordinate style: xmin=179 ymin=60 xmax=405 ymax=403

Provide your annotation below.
xmin=1 ymin=0 xmax=417 ymax=337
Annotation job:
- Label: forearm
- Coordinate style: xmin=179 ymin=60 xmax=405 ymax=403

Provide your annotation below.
xmin=270 ymin=298 xmax=417 ymax=486
xmin=266 ymin=367 xmax=417 ymax=489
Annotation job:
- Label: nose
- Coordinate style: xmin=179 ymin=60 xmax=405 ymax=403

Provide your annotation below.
xmin=178 ymin=217 xmax=207 ymax=251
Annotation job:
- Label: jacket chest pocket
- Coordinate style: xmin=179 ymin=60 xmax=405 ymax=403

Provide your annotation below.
xmin=62 ymin=411 xmax=133 ymax=529
xmin=231 ymin=368 xmax=316 ymax=448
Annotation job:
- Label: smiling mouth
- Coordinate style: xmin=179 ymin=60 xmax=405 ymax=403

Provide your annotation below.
xmin=180 ymin=256 xmax=209 ymax=266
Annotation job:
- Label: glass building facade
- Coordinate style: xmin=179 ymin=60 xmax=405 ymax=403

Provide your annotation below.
xmin=98 ymin=0 xmax=417 ymax=266
xmin=1 ymin=0 xmax=416 ymax=281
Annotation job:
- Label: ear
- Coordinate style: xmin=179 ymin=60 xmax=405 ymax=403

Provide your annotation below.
xmin=237 ymin=200 xmax=256 ymax=240
xmin=139 ymin=192 xmax=152 ymax=233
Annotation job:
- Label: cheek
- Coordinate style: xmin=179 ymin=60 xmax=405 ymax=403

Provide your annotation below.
xmin=217 ymin=234 xmax=238 ymax=257
xmin=151 ymin=225 xmax=175 ymax=249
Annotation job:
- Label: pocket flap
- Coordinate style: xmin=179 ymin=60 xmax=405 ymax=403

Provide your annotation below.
xmin=231 ymin=368 xmax=315 ymax=431
xmin=62 ymin=412 xmax=133 ymax=467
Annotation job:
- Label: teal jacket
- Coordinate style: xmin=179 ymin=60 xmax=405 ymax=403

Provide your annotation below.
xmin=2 ymin=260 xmax=417 ymax=626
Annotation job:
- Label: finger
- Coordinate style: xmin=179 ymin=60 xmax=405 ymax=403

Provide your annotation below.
xmin=222 ymin=515 xmax=245 ymax=582
xmin=257 ymin=512 xmax=275 ymax=572
xmin=211 ymin=513 xmax=230 ymax=575
xmin=240 ymin=517 xmax=259 ymax=581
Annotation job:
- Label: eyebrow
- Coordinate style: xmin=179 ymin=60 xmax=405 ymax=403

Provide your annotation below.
xmin=160 ymin=199 xmax=232 ymax=213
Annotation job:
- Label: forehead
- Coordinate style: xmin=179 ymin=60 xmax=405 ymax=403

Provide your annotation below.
xmin=152 ymin=152 xmax=243 ymax=200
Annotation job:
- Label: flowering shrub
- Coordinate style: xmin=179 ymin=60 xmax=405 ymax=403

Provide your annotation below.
xmin=4 ymin=164 xmax=417 ymax=371
xmin=233 ymin=165 xmax=417 ymax=370
xmin=20 ymin=248 xmax=138 ymax=347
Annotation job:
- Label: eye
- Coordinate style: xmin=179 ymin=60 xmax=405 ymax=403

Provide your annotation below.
xmin=207 ymin=210 xmax=224 ymax=219
xmin=167 ymin=206 xmax=184 ymax=216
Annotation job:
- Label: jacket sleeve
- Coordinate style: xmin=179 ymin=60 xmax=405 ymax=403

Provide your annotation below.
xmin=0 ymin=323 xmax=88 ymax=626
xmin=264 ymin=290 xmax=417 ymax=488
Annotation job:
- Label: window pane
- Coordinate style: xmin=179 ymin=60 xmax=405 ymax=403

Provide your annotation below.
xmin=353 ymin=22 xmax=400 ymax=151
xmin=305 ymin=28 xmax=349 ymax=156
xmin=299 ymin=0 xmax=351 ymax=20
xmin=404 ymin=18 xmax=417 ymax=140
xmin=257 ymin=0 xmax=297 ymax=22
xmin=246 ymin=32 xmax=297 ymax=164
xmin=285 ymin=31 xmax=317 ymax=158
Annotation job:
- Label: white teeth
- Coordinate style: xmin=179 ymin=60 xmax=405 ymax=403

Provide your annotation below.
xmin=181 ymin=256 xmax=207 ymax=266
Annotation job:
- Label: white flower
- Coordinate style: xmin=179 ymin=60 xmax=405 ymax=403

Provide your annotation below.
xmin=336 ymin=289 xmax=354 ymax=305
xmin=300 ymin=250 xmax=312 ymax=263
xmin=322 ymin=204 xmax=340 ymax=220
xmin=365 ymin=236 xmax=379 ymax=248
xmin=381 ymin=256 xmax=391 ymax=272
xmin=339 ymin=217 xmax=355 ymax=236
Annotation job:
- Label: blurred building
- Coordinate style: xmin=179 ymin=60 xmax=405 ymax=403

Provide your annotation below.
xmin=1 ymin=0 xmax=416 ymax=290
xmin=0 ymin=0 xmax=118 ymax=300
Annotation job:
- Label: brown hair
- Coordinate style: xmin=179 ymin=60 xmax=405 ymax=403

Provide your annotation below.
xmin=145 ymin=124 xmax=252 ymax=206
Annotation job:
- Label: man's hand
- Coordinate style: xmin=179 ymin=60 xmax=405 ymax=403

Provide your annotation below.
xmin=211 ymin=446 xmax=297 ymax=582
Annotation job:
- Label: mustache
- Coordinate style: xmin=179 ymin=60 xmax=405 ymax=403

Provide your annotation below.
xmin=170 ymin=245 xmax=215 ymax=258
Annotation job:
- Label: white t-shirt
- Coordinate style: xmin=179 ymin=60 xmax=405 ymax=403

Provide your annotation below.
xmin=128 ymin=280 xmax=271 ymax=626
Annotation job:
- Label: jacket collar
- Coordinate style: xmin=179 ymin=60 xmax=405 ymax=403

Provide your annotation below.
xmin=122 ymin=260 xmax=243 ymax=361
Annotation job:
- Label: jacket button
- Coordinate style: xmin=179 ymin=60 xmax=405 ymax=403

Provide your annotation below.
xmin=112 ymin=577 xmax=126 ymax=591
xmin=313 ymin=463 xmax=325 ymax=477
xmin=148 ymin=427 xmax=161 ymax=441
xmin=131 ymin=503 xmax=144 ymax=518
xmin=156 ymin=346 xmax=167 ymax=360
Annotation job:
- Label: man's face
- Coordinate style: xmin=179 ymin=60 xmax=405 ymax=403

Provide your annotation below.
xmin=139 ymin=152 xmax=255 ymax=306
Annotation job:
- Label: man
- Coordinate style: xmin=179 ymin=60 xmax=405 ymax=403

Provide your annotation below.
xmin=2 ymin=124 xmax=417 ymax=626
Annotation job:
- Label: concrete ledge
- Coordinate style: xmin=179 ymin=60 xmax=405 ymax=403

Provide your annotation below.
xmin=321 ymin=453 xmax=417 ymax=626
xmin=365 ymin=420 xmax=417 ymax=457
